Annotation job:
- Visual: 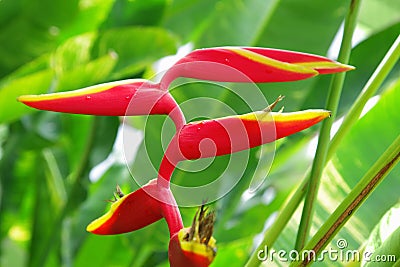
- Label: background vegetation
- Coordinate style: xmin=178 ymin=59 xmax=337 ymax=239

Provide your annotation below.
xmin=0 ymin=0 xmax=399 ymax=266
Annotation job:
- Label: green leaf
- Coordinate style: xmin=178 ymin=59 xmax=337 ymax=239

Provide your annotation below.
xmin=363 ymin=203 xmax=400 ymax=267
xmin=23 ymin=0 xmax=80 ymax=29
xmin=0 ymin=70 xmax=53 ymax=124
xmin=58 ymin=0 xmax=115 ymax=41
xmin=93 ymin=27 xmax=178 ymax=79
xmin=194 ymin=0 xmax=280 ymax=47
xmin=53 ymin=33 xmax=97 ymax=73
xmin=0 ymin=26 xmax=178 ymax=123
xmin=56 ymin=54 xmax=118 ymax=91
xmin=358 ymin=0 xmax=400 ymax=34
xmin=256 ymin=0 xmax=348 ymax=53
xmin=101 ymin=0 xmax=168 ymax=28
xmin=63 ymin=116 xmax=119 ymax=211
xmin=162 ymin=0 xmax=219 ymax=43
xmin=59 ymin=115 xmax=93 ymax=173
xmin=211 ymin=237 xmax=253 ymax=267
xmin=28 ymin=154 xmax=58 ymax=266
xmin=42 ymin=148 xmax=67 ymax=209
xmin=86 ymin=117 xmax=120 ymax=177
xmin=0 ymin=0 xmax=80 ymax=76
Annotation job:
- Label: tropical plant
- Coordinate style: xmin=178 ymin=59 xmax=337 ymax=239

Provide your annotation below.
xmin=0 ymin=0 xmax=399 ymax=266
xmin=17 ymin=46 xmax=351 ymax=266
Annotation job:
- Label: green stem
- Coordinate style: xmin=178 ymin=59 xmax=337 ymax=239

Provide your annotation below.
xmin=42 ymin=149 xmax=67 ymax=208
xmin=295 ymin=0 xmax=361 ymax=250
xmin=28 ymin=155 xmax=46 ymax=267
xmin=31 ymin=117 xmax=99 ymax=267
xmin=290 ymin=136 xmax=400 ymax=267
xmin=244 ymin=28 xmax=400 ymax=267
xmin=327 ymin=34 xmax=400 ymax=159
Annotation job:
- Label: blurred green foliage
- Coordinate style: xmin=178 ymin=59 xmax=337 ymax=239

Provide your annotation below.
xmin=0 ymin=0 xmax=399 ymax=266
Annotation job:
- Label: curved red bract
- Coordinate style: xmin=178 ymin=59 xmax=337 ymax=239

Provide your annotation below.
xmin=160 ymin=47 xmax=353 ymax=87
xmin=18 ymin=80 xmax=186 ymax=129
xmin=171 ymin=109 xmax=330 ymax=160
xmin=18 ymin=80 xmax=159 ymax=115
xmin=87 ymin=180 xmax=163 ymax=235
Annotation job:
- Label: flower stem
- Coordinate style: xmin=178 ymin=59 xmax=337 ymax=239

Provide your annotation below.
xmin=157 ymin=135 xmax=181 ymax=188
xmin=290 ymin=136 xmax=400 ymax=267
xmin=156 ymin=136 xmax=184 ymax=236
xmin=244 ymin=26 xmax=400 ymax=267
xmin=295 ymin=0 xmax=361 ymax=250
xmin=327 ymin=34 xmax=400 ymax=159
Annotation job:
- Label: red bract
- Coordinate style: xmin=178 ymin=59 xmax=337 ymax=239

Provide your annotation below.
xmin=160 ymin=46 xmax=354 ymax=88
xmin=17 ymin=46 xmax=354 ymax=266
xmin=169 ymin=233 xmax=214 ymax=267
xmin=87 ymin=183 xmax=216 ymax=266
xmin=86 ymin=184 xmax=214 ymax=265
xmin=156 ymin=100 xmax=330 ymax=185
xmin=175 ymin=109 xmax=330 ymax=160
xmin=17 ymin=47 xmax=353 ymax=128
xmin=18 ymin=79 xmax=186 ymax=129
xmin=87 ymin=180 xmax=164 ymax=235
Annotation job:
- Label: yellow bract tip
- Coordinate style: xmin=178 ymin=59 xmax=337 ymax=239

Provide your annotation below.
xmin=178 ymin=228 xmax=217 ymax=262
xmin=17 ymin=79 xmax=148 ymax=103
xmin=86 ymin=194 xmax=129 ymax=233
xmin=271 ymin=109 xmax=331 ymax=123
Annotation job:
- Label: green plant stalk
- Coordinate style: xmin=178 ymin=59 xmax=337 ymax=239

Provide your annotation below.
xmin=295 ymin=0 xmax=362 ymax=250
xmin=31 ymin=117 xmax=99 ymax=267
xmin=328 ymin=34 xmax=400 ymax=159
xmin=290 ymin=135 xmax=400 ymax=267
xmin=244 ymin=33 xmax=400 ymax=267
xmin=28 ymin=155 xmax=46 ymax=267
xmin=42 ymin=149 xmax=67 ymax=208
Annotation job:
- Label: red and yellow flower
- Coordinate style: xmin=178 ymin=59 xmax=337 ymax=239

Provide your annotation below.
xmin=17 ymin=46 xmax=354 ymax=266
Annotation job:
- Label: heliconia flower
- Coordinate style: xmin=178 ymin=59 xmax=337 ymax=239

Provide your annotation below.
xmin=17 ymin=79 xmax=186 ymax=129
xmin=160 ymin=46 xmax=354 ymax=88
xmin=17 ymin=46 xmax=353 ymax=267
